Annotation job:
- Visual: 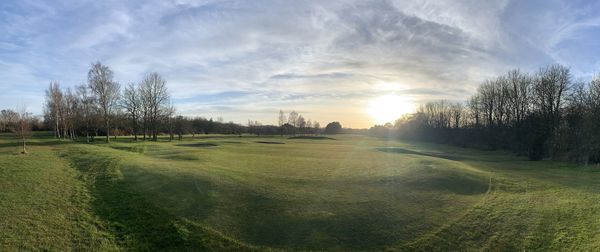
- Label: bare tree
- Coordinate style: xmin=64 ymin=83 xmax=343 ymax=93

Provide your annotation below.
xmin=10 ymin=108 xmax=32 ymax=154
xmin=450 ymin=102 xmax=464 ymax=128
xmin=288 ymin=111 xmax=298 ymax=127
xmin=297 ymin=115 xmax=306 ymax=134
xmin=121 ymin=82 xmax=141 ymax=141
xmin=64 ymin=88 xmax=78 ymax=139
xmin=45 ymin=81 xmax=64 ymax=139
xmin=167 ymin=103 xmax=176 ymax=141
xmin=507 ymin=69 xmax=531 ymax=125
xmin=1 ymin=110 xmax=19 ymax=132
xmin=278 ymin=110 xmax=286 ymax=126
xmin=76 ymin=84 xmax=96 ymax=143
xmin=467 ymin=94 xmax=481 ymax=127
xmin=140 ymin=72 xmax=170 ymax=141
xmin=88 ymin=62 xmax=120 ymax=143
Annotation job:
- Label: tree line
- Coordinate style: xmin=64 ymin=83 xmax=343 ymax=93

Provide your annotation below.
xmin=37 ymin=61 xmax=344 ymax=144
xmin=2 ymin=61 xmax=345 ymax=154
xmin=369 ymin=64 xmax=600 ymax=163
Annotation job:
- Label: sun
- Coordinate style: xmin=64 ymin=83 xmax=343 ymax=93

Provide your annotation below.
xmin=366 ymin=95 xmax=415 ymax=125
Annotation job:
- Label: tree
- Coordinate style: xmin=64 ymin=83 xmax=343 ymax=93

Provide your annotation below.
xmin=467 ymin=95 xmax=481 ymax=127
xmin=88 ymin=62 xmax=120 ymax=143
xmin=10 ymin=108 xmax=32 ymax=154
xmin=1 ymin=109 xmax=18 ymax=132
xmin=278 ymin=110 xmax=286 ymax=127
xmin=325 ymin=122 xmax=342 ymax=134
xmin=140 ymin=72 xmax=170 ymax=141
xmin=63 ymin=88 xmax=78 ymax=139
xmin=166 ymin=103 xmax=176 ymax=141
xmin=297 ymin=115 xmax=306 ymax=133
xmin=121 ymin=83 xmax=141 ymax=141
xmin=507 ymin=69 xmax=531 ymax=125
xmin=288 ymin=111 xmax=299 ymax=127
xmin=531 ymin=64 xmax=571 ymax=157
xmin=45 ymin=81 xmax=64 ymax=139
xmin=174 ymin=115 xmax=190 ymax=140
xmin=313 ymin=121 xmax=320 ymax=135
xmin=76 ymin=84 xmax=96 ymax=143
xmin=450 ymin=102 xmax=464 ymax=128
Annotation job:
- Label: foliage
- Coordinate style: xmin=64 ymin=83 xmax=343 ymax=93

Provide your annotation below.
xmin=325 ymin=121 xmax=342 ymax=134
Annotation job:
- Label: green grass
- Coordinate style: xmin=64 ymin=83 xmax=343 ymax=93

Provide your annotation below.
xmin=2 ymin=132 xmax=600 ymax=251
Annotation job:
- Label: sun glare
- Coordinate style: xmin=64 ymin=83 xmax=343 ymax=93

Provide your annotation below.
xmin=367 ymin=95 xmax=415 ymax=125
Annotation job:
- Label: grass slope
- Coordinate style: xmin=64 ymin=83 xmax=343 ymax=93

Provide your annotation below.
xmin=0 ymin=134 xmax=117 ymax=251
xmin=2 ymin=133 xmax=600 ymax=251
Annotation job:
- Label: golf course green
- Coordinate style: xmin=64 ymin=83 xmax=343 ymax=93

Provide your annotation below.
xmin=1 ymin=132 xmax=600 ymax=251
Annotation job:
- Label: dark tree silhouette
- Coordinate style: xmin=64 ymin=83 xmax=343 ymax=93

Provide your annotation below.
xmin=325 ymin=122 xmax=342 ymax=135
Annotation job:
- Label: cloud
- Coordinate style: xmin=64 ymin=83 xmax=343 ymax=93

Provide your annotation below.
xmin=1 ymin=0 xmax=600 ymax=127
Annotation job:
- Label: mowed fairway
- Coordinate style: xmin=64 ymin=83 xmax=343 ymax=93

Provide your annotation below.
xmin=2 ymin=133 xmax=600 ymax=251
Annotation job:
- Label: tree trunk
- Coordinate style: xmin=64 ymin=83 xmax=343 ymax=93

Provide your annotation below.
xmin=106 ymin=119 xmax=110 ymax=143
xmin=152 ymin=120 xmax=157 ymax=141
xmin=133 ymin=124 xmax=138 ymax=141
xmin=22 ymin=137 xmax=26 ymax=154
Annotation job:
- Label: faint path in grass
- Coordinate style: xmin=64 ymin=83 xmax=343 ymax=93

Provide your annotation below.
xmin=0 ymin=143 xmax=117 ymax=251
xmin=376 ymin=146 xmax=463 ymax=160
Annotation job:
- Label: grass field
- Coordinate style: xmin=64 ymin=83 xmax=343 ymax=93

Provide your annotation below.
xmin=2 ymin=132 xmax=600 ymax=251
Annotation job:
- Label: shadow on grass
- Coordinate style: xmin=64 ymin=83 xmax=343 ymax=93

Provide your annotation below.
xmin=377 ymin=147 xmax=463 ymax=161
xmin=122 ymin=168 xmax=488 ymax=250
xmin=255 ymin=141 xmax=285 ymax=144
xmin=62 ymin=148 xmax=253 ymax=251
xmin=177 ymin=143 xmax=219 ymax=148
xmin=0 ymin=139 xmax=71 ymax=149
xmin=130 ymin=172 xmax=423 ymax=250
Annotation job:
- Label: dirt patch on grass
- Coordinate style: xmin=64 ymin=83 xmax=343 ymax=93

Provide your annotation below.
xmin=288 ymin=136 xmax=335 ymax=140
xmin=255 ymin=141 xmax=285 ymax=144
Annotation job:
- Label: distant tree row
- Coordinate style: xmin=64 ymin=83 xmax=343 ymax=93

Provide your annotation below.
xmin=277 ymin=110 xmax=322 ymax=135
xmin=370 ymin=64 xmax=600 ymax=163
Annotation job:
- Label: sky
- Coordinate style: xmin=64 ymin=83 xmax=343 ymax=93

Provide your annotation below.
xmin=2 ymin=0 xmax=600 ymax=128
